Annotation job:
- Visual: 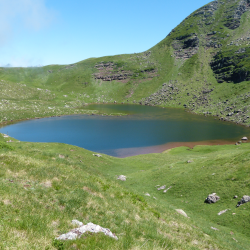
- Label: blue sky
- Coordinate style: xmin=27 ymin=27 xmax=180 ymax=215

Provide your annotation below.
xmin=0 ymin=0 xmax=212 ymax=67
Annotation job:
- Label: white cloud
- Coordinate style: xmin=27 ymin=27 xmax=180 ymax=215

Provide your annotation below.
xmin=0 ymin=56 xmax=43 ymax=67
xmin=0 ymin=0 xmax=56 ymax=45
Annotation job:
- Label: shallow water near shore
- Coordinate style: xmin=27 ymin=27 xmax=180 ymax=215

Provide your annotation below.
xmin=1 ymin=104 xmax=250 ymax=157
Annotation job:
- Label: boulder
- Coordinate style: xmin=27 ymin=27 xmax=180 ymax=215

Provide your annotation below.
xmin=93 ymin=154 xmax=102 ymax=157
xmin=56 ymin=222 xmax=118 ymax=240
xmin=205 ymin=193 xmax=220 ymax=204
xmin=236 ymin=195 xmax=250 ymax=207
xmin=157 ymin=185 xmax=166 ymax=191
xmin=117 ymin=175 xmax=126 ymax=181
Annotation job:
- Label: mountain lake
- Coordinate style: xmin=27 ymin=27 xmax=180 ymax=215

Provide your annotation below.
xmin=1 ymin=104 xmax=250 ymax=157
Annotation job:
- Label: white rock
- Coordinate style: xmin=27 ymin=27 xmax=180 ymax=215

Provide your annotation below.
xmin=218 ymin=209 xmax=230 ymax=216
xmin=117 ymin=175 xmax=126 ymax=181
xmin=93 ymin=154 xmax=102 ymax=157
xmin=175 ymin=209 xmax=189 ymax=218
xmin=56 ymin=221 xmax=118 ymax=241
xmin=163 ymin=186 xmax=172 ymax=193
xmin=72 ymin=219 xmax=83 ymax=227
xmin=157 ymin=185 xmax=166 ymax=191
xmin=78 ymin=226 xmax=86 ymax=234
xmin=57 ymin=232 xmax=78 ymax=240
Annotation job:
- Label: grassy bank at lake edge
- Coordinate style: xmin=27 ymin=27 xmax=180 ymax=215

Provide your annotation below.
xmin=1 ymin=133 xmax=250 ymax=249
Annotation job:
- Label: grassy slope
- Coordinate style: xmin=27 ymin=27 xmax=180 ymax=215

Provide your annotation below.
xmin=2 ymin=1 xmax=250 ymax=126
xmin=1 ymin=133 xmax=250 ymax=249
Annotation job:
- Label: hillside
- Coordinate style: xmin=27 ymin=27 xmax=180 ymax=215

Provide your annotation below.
xmin=1 ymin=133 xmax=250 ymax=249
xmin=1 ymin=0 xmax=250 ymax=126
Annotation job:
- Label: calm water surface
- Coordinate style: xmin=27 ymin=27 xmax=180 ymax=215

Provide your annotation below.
xmin=1 ymin=104 xmax=250 ymax=157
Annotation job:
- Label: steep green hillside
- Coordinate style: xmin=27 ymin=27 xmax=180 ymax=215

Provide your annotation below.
xmin=2 ymin=0 xmax=250 ymax=126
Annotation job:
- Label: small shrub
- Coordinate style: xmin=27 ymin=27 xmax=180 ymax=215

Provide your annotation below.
xmin=130 ymin=193 xmax=147 ymax=207
xmin=149 ymin=208 xmax=160 ymax=219
xmin=52 ymin=239 xmax=65 ymax=250
xmin=0 ymin=141 xmax=14 ymax=151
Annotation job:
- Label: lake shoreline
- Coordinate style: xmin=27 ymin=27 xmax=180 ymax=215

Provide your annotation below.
xmin=0 ymin=103 xmax=250 ymax=158
xmin=1 ymin=102 xmax=250 ymax=128
xmin=110 ymin=139 xmax=245 ymax=158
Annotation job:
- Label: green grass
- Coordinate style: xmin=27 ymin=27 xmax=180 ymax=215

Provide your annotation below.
xmin=1 ymin=133 xmax=250 ymax=249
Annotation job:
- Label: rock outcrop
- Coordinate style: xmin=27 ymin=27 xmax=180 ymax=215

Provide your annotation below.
xmin=172 ymin=33 xmax=199 ymax=60
xmin=56 ymin=221 xmax=118 ymax=240
xmin=93 ymin=61 xmax=158 ymax=82
xmin=205 ymin=193 xmax=220 ymax=204
xmin=236 ymin=195 xmax=250 ymax=207
xmin=140 ymin=82 xmax=180 ymax=106
xmin=223 ymin=0 xmax=250 ymax=30
xmin=210 ymin=47 xmax=250 ymax=83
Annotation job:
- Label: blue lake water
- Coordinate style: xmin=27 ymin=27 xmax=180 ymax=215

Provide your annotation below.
xmin=1 ymin=104 xmax=250 ymax=157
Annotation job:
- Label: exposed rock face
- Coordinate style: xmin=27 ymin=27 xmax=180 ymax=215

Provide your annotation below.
xmin=204 ymin=31 xmax=223 ymax=49
xmin=205 ymin=193 xmax=220 ymax=204
xmin=193 ymin=1 xmax=219 ymax=18
xmin=93 ymin=61 xmax=132 ymax=81
xmin=210 ymin=47 xmax=250 ymax=83
xmin=191 ymin=0 xmax=250 ymax=31
xmin=236 ymin=195 xmax=250 ymax=207
xmin=95 ymin=62 xmax=115 ymax=69
xmin=93 ymin=61 xmax=158 ymax=82
xmin=140 ymin=82 xmax=180 ymax=106
xmin=172 ymin=33 xmax=199 ymax=60
xmin=224 ymin=0 xmax=250 ymax=30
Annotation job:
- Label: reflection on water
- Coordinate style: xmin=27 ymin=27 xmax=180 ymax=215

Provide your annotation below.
xmin=1 ymin=104 xmax=250 ymax=157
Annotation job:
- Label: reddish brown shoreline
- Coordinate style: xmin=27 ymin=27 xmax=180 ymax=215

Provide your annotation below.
xmin=114 ymin=139 xmax=241 ymax=158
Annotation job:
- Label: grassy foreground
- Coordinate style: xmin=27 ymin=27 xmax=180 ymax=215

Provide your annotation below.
xmin=1 ymin=133 xmax=250 ymax=249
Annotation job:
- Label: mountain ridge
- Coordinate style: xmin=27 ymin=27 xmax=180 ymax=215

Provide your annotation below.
xmin=1 ymin=0 xmax=250 ymax=126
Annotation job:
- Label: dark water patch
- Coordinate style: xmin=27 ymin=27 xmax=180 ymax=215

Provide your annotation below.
xmin=0 ymin=104 xmax=250 ymax=157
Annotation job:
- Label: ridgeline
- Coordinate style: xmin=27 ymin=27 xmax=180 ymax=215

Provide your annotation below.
xmin=1 ymin=0 xmax=250 ymax=125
